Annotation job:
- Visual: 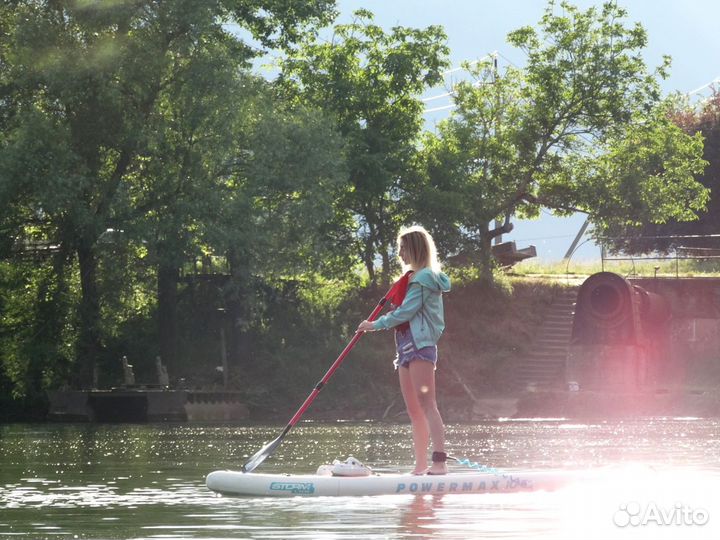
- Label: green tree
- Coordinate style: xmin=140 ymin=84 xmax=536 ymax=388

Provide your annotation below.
xmin=197 ymin=84 xmax=348 ymax=374
xmin=600 ymin=91 xmax=720 ymax=255
xmin=119 ymin=39 xmax=258 ymax=377
xmin=409 ymin=1 xmax=708 ymax=280
xmin=0 ymin=0 xmax=336 ymax=391
xmin=279 ymin=9 xmax=449 ymax=283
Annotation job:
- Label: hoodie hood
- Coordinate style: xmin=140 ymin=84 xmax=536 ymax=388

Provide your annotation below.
xmin=412 ymin=267 xmax=451 ymax=292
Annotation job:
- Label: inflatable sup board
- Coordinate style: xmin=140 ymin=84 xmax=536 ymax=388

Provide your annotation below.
xmin=206 ymin=469 xmax=573 ymax=497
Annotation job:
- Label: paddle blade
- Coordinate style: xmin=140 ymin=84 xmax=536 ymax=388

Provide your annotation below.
xmin=242 ymin=434 xmax=283 ymax=473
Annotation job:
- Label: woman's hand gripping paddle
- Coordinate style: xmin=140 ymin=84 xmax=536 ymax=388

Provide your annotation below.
xmin=241 ymin=282 xmax=400 ymax=473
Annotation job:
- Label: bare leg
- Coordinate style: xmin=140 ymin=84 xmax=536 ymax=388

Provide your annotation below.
xmin=399 ymin=360 xmax=447 ymax=474
xmin=408 ymin=360 xmax=447 ymax=475
xmin=399 ymin=366 xmax=430 ymax=474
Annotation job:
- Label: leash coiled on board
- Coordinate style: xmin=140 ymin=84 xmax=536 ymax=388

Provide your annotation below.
xmin=449 ymin=456 xmax=500 ymax=475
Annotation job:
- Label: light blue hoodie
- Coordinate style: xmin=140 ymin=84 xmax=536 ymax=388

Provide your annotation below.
xmin=372 ymin=267 xmax=451 ymax=349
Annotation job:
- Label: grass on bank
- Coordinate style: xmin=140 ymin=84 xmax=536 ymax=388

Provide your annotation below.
xmin=511 ymin=257 xmax=720 ymax=279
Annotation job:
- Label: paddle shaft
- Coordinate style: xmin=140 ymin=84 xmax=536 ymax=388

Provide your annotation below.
xmin=287 ymin=296 xmax=388 ymax=427
xmin=242 ymin=288 xmax=393 ymax=472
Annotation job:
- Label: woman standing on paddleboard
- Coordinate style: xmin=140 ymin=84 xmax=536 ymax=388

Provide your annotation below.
xmin=358 ymin=226 xmax=451 ymax=475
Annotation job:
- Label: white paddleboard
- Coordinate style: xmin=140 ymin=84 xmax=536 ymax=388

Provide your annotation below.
xmin=206 ymin=469 xmax=574 ymax=497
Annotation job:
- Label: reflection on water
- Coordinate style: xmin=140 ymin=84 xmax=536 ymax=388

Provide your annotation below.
xmin=0 ymin=419 xmax=719 ymax=539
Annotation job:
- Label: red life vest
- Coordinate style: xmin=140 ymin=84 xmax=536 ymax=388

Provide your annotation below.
xmin=387 ymin=270 xmax=414 ymax=331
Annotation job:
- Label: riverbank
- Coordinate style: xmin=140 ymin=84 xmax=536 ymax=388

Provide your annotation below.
xmin=255 ymin=388 xmax=720 ymax=423
xmin=10 ymin=274 xmax=720 ymax=423
xmin=513 ymin=388 xmax=720 ymax=419
xmin=265 ymin=274 xmax=720 ymax=423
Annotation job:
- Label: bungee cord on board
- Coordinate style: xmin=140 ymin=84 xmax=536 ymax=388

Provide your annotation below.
xmin=450 ymin=456 xmax=501 ymax=475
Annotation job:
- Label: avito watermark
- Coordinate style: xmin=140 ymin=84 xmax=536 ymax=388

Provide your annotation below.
xmin=613 ymin=501 xmax=709 ymax=527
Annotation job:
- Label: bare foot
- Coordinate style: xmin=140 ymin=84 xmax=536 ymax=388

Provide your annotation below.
xmin=411 ymin=467 xmax=429 ymax=475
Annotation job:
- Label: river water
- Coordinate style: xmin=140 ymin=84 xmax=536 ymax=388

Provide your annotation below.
xmin=1 ymin=418 xmax=719 ymax=539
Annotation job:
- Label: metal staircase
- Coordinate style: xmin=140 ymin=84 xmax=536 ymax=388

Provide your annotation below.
xmin=515 ymin=287 xmax=578 ymax=389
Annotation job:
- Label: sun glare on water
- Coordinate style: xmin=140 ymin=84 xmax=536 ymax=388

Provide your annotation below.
xmin=360 ymin=465 xmax=720 ymax=539
xmin=552 ymin=464 xmax=719 ymax=540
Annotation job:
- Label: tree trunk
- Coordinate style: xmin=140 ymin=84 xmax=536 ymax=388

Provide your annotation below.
xmin=157 ymin=260 xmax=179 ymax=377
xmin=362 ymin=233 xmax=376 ymax=285
xmin=380 ymin=244 xmax=392 ymax=285
xmin=76 ymin=240 xmax=102 ymax=389
xmin=30 ymin=242 xmax=72 ymax=394
xmin=224 ymin=293 xmax=246 ymax=378
xmin=477 ymin=222 xmax=495 ymax=284
xmin=226 ymin=249 xmax=251 ymax=376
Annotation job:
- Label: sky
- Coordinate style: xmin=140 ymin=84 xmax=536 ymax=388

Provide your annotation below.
xmin=257 ymin=1 xmax=720 ymax=263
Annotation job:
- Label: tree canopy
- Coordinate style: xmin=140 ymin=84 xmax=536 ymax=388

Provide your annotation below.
xmin=279 ymin=9 xmax=450 ymax=283
xmin=0 ymin=0 xmax=712 ymax=407
xmin=0 ymin=0 xmax=342 ymax=394
xmin=601 ymin=91 xmax=720 ymax=255
xmin=408 ymin=1 xmax=708 ymax=277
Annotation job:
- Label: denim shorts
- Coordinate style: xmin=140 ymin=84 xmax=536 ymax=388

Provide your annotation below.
xmin=394 ymin=327 xmax=438 ymax=370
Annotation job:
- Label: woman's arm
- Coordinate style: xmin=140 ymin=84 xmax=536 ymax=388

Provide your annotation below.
xmin=371 ymin=283 xmax=424 ymax=330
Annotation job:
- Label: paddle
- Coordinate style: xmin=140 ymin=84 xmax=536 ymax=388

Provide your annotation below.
xmin=241 ymin=282 xmax=399 ymax=473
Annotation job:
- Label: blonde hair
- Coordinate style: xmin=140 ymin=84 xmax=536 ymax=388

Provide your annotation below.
xmin=397 ymin=225 xmax=441 ymax=273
